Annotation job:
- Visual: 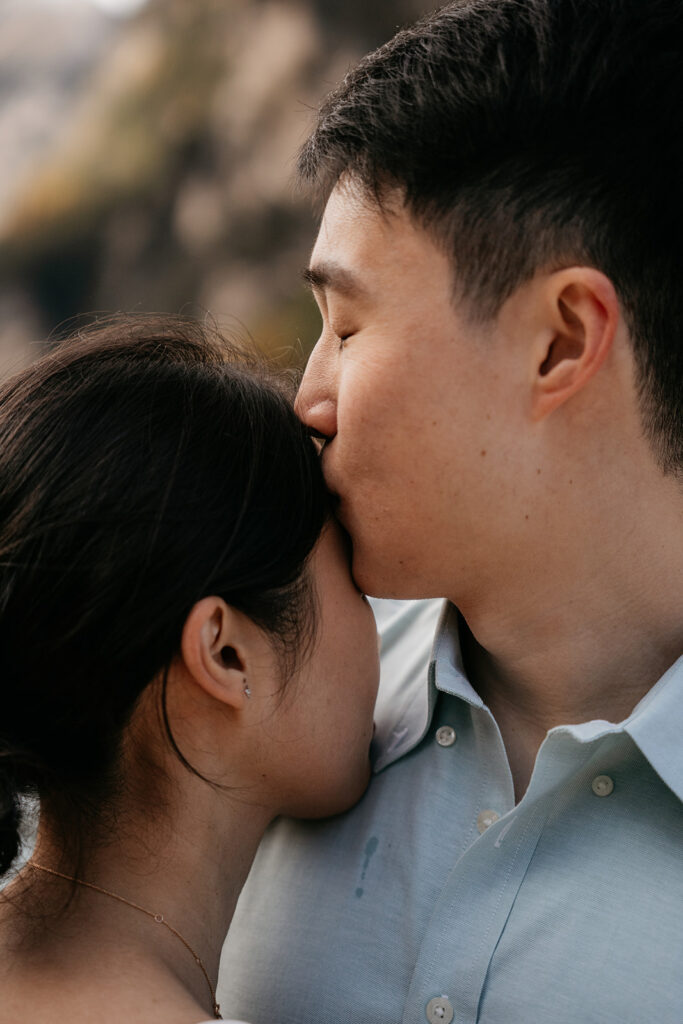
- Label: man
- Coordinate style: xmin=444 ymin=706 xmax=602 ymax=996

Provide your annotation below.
xmin=220 ymin=2 xmax=683 ymax=1020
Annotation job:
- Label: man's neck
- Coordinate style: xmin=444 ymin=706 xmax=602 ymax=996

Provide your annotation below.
xmin=457 ymin=481 xmax=683 ymax=801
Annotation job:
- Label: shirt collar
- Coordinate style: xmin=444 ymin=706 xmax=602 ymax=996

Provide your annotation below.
xmin=372 ymin=598 xmax=683 ymax=801
xmin=623 ymin=653 xmax=683 ymax=802
xmin=430 ymin=601 xmax=483 ymax=707
xmin=372 ymin=599 xmax=472 ymax=773
xmin=523 ymin=654 xmax=683 ymax=803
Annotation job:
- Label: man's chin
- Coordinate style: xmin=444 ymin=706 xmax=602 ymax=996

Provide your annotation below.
xmin=334 ymin=508 xmax=422 ymax=598
xmin=352 ymin=545 xmax=440 ymax=601
xmin=351 ymin=549 xmax=401 ymax=601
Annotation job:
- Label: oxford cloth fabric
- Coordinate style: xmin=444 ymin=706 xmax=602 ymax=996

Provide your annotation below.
xmin=219 ymin=598 xmax=683 ymax=1024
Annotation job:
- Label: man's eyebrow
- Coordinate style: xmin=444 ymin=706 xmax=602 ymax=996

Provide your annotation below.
xmin=301 ymin=261 xmax=366 ymax=298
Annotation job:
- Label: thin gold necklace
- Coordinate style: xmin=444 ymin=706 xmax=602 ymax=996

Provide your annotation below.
xmin=31 ymin=861 xmax=222 ymax=1020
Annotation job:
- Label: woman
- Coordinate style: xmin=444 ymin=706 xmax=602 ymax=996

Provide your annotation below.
xmin=0 ymin=315 xmax=380 ymax=1023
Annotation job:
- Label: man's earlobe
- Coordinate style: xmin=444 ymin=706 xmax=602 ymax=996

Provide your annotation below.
xmin=531 ymin=269 xmax=619 ymax=422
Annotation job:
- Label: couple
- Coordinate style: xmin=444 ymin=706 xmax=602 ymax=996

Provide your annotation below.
xmin=2 ymin=0 xmax=682 ymax=1021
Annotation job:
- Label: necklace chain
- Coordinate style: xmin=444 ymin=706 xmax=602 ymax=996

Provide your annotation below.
xmin=31 ymin=861 xmax=222 ymax=1020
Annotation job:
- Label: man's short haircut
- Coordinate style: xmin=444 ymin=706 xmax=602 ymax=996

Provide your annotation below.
xmin=299 ymin=0 xmax=683 ymax=475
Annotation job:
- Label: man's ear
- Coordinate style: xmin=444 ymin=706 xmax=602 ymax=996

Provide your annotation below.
xmin=180 ymin=597 xmax=255 ymax=710
xmin=530 ymin=267 xmax=619 ymax=422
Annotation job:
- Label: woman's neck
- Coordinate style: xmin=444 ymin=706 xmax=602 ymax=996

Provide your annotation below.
xmin=1 ymin=779 xmax=273 ymax=1023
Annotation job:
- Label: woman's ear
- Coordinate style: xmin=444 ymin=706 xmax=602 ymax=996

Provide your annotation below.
xmin=180 ymin=597 xmax=255 ymax=710
xmin=530 ymin=267 xmax=619 ymax=422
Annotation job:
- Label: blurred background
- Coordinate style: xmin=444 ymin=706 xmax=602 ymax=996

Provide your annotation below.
xmin=0 ymin=0 xmax=438 ymax=377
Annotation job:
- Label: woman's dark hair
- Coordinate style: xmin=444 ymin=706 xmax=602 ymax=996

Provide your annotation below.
xmin=299 ymin=0 xmax=683 ymax=475
xmin=0 ymin=314 xmax=328 ymax=878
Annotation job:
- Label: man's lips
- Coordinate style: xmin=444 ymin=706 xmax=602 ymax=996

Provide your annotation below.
xmin=319 ymin=455 xmax=342 ymax=509
xmin=317 ymin=442 xmax=348 ymax=520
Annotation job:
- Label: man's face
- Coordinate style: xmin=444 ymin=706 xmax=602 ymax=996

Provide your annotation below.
xmin=297 ymin=183 xmax=524 ymax=602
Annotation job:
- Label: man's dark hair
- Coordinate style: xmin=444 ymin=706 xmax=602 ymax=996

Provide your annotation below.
xmin=299 ymin=0 xmax=683 ymax=475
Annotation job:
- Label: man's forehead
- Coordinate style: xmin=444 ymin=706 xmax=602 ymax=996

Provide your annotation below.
xmin=309 ymin=186 xmax=416 ymax=285
xmin=313 ymin=187 xmax=378 ymax=255
xmin=306 ymin=190 xmax=381 ymax=297
xmin=318 ymin=178 xmax=403 ymax=235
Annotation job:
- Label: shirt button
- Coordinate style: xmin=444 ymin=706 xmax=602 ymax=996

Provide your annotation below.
xmin=477 ymin=809 xmax=500 ymax=833
xmin=435 ymin=725 xmax=457 ymax=747
xmin=425 ymin=996 xmax=454 ymax=1023
xmin=591 ymin=774 xmax=614 ymax=797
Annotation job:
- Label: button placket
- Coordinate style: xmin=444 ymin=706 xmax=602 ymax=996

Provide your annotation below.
xmin=402 ymin=699 xmax=520 ymax=1024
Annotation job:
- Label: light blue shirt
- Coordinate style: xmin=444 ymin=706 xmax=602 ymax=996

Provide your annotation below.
xmin=219 ymin=599 xmax=683 ymax=1024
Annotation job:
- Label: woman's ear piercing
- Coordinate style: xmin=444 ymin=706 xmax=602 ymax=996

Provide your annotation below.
xmin=243 ymin=679 xmax=251 ymax=699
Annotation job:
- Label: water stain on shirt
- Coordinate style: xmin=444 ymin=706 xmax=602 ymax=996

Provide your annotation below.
xmin=355 ymin=836 xmax=379 ymax=898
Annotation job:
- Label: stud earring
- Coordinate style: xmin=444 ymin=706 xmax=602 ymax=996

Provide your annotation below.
xmin=243 ymin=679 xmax=251 ymax=699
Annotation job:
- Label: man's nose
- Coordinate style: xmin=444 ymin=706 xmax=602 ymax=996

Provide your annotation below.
xmin=295 ymin=343 xmax=338 ymax=440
